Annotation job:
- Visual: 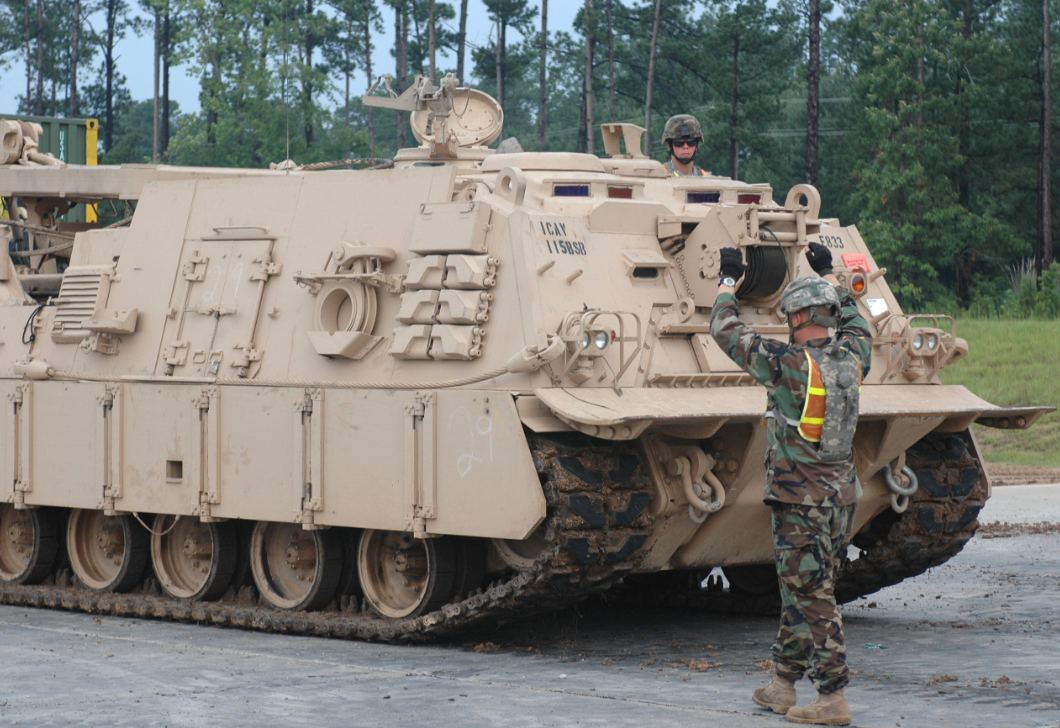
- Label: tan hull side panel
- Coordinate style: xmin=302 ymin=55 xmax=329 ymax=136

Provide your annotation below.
xmin=24 ymin=382 xmax=100 ymax=510
xmin=5 ymin=380 xmax=542 ymax=539
xmin=115 ymin=384 xmax=200 ymax=516
xmin=313 ymin=390 xmax=545 ymax=540
xmin=429 ymin=390 xmax=545 ymax=540
xmin=314 ymin=390 xmax=410 ymax=532
xmin=209 ymin=386 xmax=300 ymax=523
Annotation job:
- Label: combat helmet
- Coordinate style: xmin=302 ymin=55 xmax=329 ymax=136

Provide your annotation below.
xmin=779 ymin=276 xmax=841 ymax=332
xmin=662 ymin=115 xmax=704 ymax=144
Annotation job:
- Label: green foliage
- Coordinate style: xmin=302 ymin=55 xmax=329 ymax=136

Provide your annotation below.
xmin=695 ymin=0 xmax=801 ymax=180
xmin=98 ymin=98 xmax=182 ymax=163
xmin=5 ymin=0 xmax=1060 ymax=314
xmin=939 ymin=318 xmax=1060 ymax=467
xmin=840 ymin=0 xmax=1012 ymax=309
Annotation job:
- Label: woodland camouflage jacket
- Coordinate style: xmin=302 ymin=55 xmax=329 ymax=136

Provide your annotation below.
xmin=663 ymin=158 xmax=709 ymax=177
xmin=709 ymin=289 xmax=872 ymax=507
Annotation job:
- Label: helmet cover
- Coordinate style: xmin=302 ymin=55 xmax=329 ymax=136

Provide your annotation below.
xmin=662 ymin=115 xmax=704 ymax=143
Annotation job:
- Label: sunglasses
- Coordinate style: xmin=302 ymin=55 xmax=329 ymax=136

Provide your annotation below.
xmin=672 ymin=139 xmax=698 ymax=148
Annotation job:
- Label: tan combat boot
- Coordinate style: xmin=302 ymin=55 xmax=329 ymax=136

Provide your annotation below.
xmin=785 ymin=688 xmax=851 ymax=725
xmin=752 ymin=674 xmax=797 ymax=714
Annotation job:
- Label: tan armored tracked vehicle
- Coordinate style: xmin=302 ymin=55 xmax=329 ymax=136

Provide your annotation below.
xmin=0 ymin=81 xmax=1050 ymax=640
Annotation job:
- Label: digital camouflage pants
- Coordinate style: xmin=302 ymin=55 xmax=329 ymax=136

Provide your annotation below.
xmin=770 ymin=502 xmax=856 ymax=694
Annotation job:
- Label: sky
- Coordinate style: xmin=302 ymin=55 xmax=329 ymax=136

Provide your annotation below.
xmin=0 ymin=1 xmax=582 ymax=117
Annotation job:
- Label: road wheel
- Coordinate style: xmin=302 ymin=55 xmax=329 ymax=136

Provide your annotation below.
xmin=249 ymin=522 xmax=341 ymax=611
xmin=490 ymin=522 xmax=549 ymax=572
xmin=150 ymin=516 xmax=237 ymax=601
xmin=67 ymin=509 xmax=148 ymax=592
xmin=358 ymin=530 xmax=455 ymax=619
xmin=0 ymin=504 xmax=58 ymax=584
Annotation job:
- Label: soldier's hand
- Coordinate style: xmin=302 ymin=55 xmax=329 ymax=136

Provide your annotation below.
xmin=719 ymin=248 xmax=746 ymax=281
xmin=806 ymin=242 xmax=834 ymax=276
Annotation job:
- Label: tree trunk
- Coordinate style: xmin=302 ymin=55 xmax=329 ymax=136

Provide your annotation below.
xmin=344 ymin=38 xmax=351 ymax=134
xmin=23 ymin=0 xmax=31 ymax=114
xmin=578 ymin=81 xmax=588 ymax=153
xmin=428 ymin=0 xmax=436 ymax=80
xmin=69 ymin=0 xmax=80 ymax=117
xmin=730 ymin=33 xmax=740 ymax=180
xmin=162 ymin=7 xmax=170 ymax=158
xmin=457 ymin=0 xmax=469 ymax=82
xmin=805 ymin=0 xmax=820 ymax=185
xmin=644 ymin=0 xmax=663 ymax=156
xmin=1041 ymin=0 xmax=1055 ymax=276
xmin=584 ymin=0 xmax=594 ymax=154
xmin=35 ymin=0 xmax=43 ymax=115
xmin=105 ymin=0 xmax=117 ymax=152
xmin=538 ymin=0 xmax=547 ymax=151
xmin=958 ymin=0 xmax=972 ymax=210
xmin=916 ymin=23 xmax=925 ymax=129
xmin=606 ymin=0 xmax=615 ymax=123
xmin=495 ymin=16 xmax=505 ymax=137
xmin=410 ymin=0 xmax=423 ymax=74
xmin=396 ymin=3 xmax=408 ymax=150
xmin=365 ymin=0 xmax=375 ymax=157
xmin=304 ymin=0 xmax=315 ymax=149
xmin=153 ymin=8 xmax=160 ymax=163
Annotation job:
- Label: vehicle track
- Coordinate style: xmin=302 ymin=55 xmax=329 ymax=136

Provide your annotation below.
xmin=0 ymin=431 xmax=654 ymax=643
xmin=836 ymin=430 xmax=986 ymax=603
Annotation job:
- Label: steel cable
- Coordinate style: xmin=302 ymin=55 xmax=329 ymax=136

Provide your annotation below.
xmin=46 ymin=366 xmax=511 ymax=390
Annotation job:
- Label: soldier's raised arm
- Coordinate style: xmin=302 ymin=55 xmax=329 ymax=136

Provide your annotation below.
xmin=806 ymin=242 xmax=873 ymax=377
xmin=708 ymin=249 xmax=793 ymax=390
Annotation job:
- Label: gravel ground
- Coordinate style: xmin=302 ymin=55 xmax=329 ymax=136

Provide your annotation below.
xmin=0 ymin=485 xmax=1057 ymax=728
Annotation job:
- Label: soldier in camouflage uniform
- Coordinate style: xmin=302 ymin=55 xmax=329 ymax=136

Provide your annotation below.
xmin=662 ymin=115 xmax=709 ymax=177
xmin=710 ymin=242 xmax=872 ymax=726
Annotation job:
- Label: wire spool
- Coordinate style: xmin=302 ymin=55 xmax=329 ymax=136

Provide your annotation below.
xmin=736 ymin=245 xmax=788 ymax=300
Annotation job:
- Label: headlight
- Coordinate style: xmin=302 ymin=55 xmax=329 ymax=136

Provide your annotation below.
xmin=851 ymin=272 xmax=867 ymax=295
xmin=594 ymin=331 xmax=610 ymax=350
xmin=912 ymin=333 xmax=924 ymax=353
xmin=580 ymin=332 xmax=592 ymax=350
xmin=926 ymin=333 xmax=939 ymax=351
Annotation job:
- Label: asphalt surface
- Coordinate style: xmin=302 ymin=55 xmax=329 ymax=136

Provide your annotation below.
xmin=1 ymin=484 xmax=1057 ymax=728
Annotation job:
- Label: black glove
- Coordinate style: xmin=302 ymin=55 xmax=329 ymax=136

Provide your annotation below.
xmin=806 ymin=242 xmax=834 ymax=276
xmin=719 ymin=247 xmax=746 ymax=281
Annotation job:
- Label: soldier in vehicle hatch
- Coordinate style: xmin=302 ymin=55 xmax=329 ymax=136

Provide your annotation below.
xmin=662 ymin=114 xmax=709 ymax=177
xmin=709 ymin=243 xmax=872 ymax=726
